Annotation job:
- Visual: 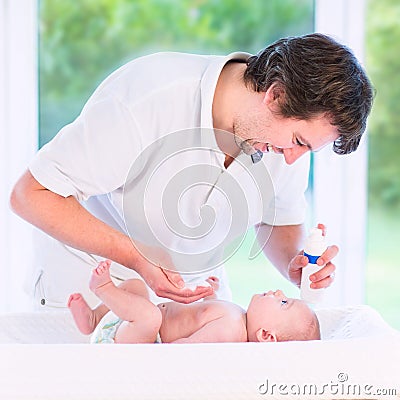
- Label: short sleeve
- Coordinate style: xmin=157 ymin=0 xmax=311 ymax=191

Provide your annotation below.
xmin=29 ymin=96 xmax=142 ymax=201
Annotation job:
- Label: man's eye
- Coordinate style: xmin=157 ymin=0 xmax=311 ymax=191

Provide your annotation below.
xmin=281 ymin=299 xmax=288 ymax=305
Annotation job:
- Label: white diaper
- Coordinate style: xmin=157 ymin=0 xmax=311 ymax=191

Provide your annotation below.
xmin=90 ymin=311 xmax=162 ymax=344
xmin=90 ymin=311 xmax=123 ymax=344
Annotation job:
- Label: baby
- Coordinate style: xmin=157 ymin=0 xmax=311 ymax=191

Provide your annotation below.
xmin=68 ymin=260 xmax=320 ymax=344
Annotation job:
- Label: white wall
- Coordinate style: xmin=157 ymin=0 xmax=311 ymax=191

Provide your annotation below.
xmin=0 ymin=0 xmax=38 ymax=311
xmin=314 ymin=0 xmax=368 ymax=305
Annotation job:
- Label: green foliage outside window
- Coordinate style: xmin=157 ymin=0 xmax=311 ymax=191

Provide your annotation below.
xmin=365 ymin=0 xmax=400 ymax=329
xmin=366 ymin=0 xmax=400 ymax=209
xmin=39 ymin=0 xmax=313 ymax=146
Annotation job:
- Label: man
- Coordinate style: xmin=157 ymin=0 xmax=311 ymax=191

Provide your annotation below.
xmin=10 ymin=33 xmax=373 ymax=308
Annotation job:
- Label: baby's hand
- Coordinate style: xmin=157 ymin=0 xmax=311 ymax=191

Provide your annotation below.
xmin=206 ymin=276 xmax=219 ymax=292
xmin=184 ymin=277 xmax=219 ymax=295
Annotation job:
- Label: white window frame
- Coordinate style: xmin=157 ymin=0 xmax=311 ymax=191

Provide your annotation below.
xmin=0 ymin=0 xmax=38 ymax=312
xmin=314 ymin=0 xmax=367 ymax=305
xmin=1 ymin=0 xmax=366 ymax=311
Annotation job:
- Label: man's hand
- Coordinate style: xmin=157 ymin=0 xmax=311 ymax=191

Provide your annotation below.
xmin=288 ymin=223 xmax=338 ymax=288
xmin=288 ymin=245 xmax=338 ymax=288
xmin=137 ymin=262 xmax=213 ymax=304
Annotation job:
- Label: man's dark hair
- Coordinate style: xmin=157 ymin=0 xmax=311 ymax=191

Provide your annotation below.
xmin=243 ymin=33 xmax=374 ymax=155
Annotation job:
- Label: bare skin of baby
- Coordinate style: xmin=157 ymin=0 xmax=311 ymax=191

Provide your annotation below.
xmin=69 ymin=260 xmax=320 ymax=343
xmin=69 ymin=260 xmax=247 ymax=343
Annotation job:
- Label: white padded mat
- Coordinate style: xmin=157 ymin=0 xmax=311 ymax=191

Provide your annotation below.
xmin=0 ymin=304 xmax=396 ymax=344
xmin=0 ymin=305 xmax=399 ymax=400
xmin=0 ymin=310 xmax=89 ymax=344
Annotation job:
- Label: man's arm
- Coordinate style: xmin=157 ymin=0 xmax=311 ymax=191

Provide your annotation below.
xmin=10 ymin=170 xmax=212 ymax=303
xmin=256 ymin=223 xmax=306 ymax=280
xmin=10 ymin=170 xmax=138 ymax=266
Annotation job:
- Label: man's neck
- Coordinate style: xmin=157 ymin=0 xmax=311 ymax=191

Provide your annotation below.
xmin=212 ymin=62 xmax=247 ymax=161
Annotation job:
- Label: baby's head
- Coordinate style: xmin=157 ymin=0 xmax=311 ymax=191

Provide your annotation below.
xmin=246 ymin=290 xmax=320 ymax=342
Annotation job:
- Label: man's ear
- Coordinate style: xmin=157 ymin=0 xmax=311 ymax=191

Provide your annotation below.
xmin=262 ymin=83 xmax=285 ymax=107
xmin=256 ymin=328 xmax=277 ymax=342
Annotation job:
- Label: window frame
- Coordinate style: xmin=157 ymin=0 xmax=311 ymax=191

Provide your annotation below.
xmin=314 ymin=0 xmax=368 ymax=306
xmin=0 ymin=0 xmax=38 ymax=312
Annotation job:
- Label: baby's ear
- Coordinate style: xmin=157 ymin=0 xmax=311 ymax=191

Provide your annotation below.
xmin=256 ymin=328 xmax=277 ymax=343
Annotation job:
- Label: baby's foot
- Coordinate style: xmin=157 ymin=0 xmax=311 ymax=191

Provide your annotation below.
xmin=89 ymin=260 xmax=113 ymax=294
xmin=68 ymin=293 xmax=97 ymax=335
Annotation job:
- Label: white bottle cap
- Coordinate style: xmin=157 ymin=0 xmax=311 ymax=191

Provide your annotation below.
xmin=300 ymin=227 xmax=327 ymax=305
xmin=304 ymin=228 xmax=326 ymax=258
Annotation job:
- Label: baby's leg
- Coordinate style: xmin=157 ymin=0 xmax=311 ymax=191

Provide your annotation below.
xmin=68 ymin=294 xmax=109 ymax=335
xmin=69 ymin=261 xmax=152 ymax=335
xmin=90 ymin=261 xmax=162 ymax=343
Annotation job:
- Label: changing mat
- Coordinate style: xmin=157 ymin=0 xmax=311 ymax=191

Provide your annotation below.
xmin=0 ymin=305 xmax=399 ymax=400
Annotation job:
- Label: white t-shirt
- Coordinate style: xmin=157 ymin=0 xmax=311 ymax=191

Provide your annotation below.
xmin=29 ymin=52 xmax=309 ymax=301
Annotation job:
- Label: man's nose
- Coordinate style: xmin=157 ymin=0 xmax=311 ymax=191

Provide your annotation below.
xmin=282 ymin=146 xmax=309 ymax=165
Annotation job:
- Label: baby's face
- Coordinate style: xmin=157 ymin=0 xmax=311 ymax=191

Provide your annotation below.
xmin=247 ymin=290 xmax=314 ymax=339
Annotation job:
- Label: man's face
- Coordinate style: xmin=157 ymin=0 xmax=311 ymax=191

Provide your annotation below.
xmin=232 ymin=89 xmax=339 ymax=165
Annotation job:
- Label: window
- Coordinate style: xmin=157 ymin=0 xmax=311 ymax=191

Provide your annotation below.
xmin=365 ymin=0 xmax=400 ymax=329
xmin=39 ymin=0 xmax=314 ymax=147
xmin=0 ymin=0 xmax=38 ymax=312
xmin=4 ymin=1 xmax=379 ymax=315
